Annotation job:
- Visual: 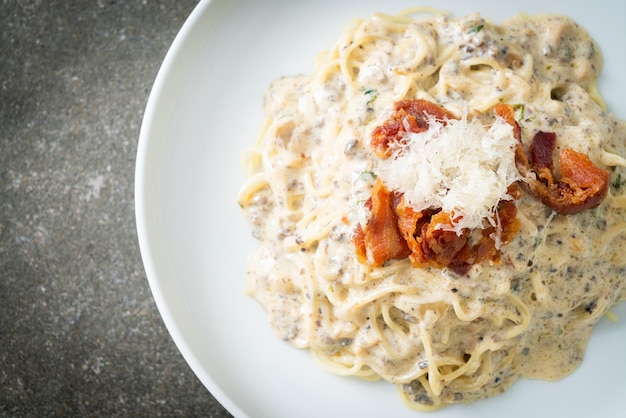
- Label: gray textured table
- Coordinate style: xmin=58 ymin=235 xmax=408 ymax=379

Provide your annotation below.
xmin=1 ymin=1 xmax=232 ymax=416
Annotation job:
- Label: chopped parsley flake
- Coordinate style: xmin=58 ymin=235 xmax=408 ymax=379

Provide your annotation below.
xmin=611 ymin=173 xmax=626 ymax=190
xmin=359 ymin=170 xmax=377 ymax=181
xmin=469 ymin=24 xmax=484 ymax=34
xmin=361 ymin=87 xmax=378 ymax=106
xmin=512 ymin=103 xmax=525 ymax=121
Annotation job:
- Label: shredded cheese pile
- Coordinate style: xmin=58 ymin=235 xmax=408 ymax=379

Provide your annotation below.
xmin=376 ymin=113 xmax=521 ymax=234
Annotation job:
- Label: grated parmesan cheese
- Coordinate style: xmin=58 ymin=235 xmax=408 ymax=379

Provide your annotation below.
xmin=375 ymin=111 xmax=521 ymax=234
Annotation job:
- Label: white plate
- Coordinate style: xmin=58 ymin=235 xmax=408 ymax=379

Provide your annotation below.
xmin=135 ymin=1 xmax=626 ymax=417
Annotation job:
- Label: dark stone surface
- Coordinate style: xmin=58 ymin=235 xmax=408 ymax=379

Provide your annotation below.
xmin=0 ymin=1 xmax=233 ymax=416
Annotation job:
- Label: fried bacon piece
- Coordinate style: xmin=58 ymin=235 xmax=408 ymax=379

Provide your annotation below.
xmin=353 ymin=179 xmax=410 ymax=267
xmin=395 ymin=202 xmax=469 ymax=268
xmin=529 ymin=147 xmax=610 ymax=214
xmin=370 ymin=99 xmax=457 ymax=158
xmin=495 ymin=103 xmax=610 ymax=215
xmin=494 ymin=103 xmax=529 ymax=175
xmin=494 ymin=103 xmax=522 ymax=141
xmin=529 ymin=131 xmax=557 ymax=170
xmin=528 ymin=131 xmax=557 ymax=186
xmin=471 ymin=200 xmax=521 ymax=265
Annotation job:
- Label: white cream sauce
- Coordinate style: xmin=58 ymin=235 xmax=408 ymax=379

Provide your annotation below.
xmin=239 ymin=11 xmax=626 ymax=408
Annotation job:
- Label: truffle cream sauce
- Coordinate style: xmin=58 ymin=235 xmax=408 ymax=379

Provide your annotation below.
xmin=240 ymin=11 xmax=626 ymax=407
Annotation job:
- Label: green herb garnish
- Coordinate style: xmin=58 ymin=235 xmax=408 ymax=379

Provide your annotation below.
xmin=512 ymin=103 xmax=525 ymax=121
xmin=611 ymin=173 xmax=626 ymax=190
xmin=359 ymin=170 xmax=377 ymax=181
xmin=361 ymin=87 xmax=378 ymax=106
xmin=469 ymin=24 xmax=484 ymax=34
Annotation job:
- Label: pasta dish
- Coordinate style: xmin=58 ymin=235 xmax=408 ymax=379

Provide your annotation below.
xmin=237 ymin=8 xmax=626 ymax=410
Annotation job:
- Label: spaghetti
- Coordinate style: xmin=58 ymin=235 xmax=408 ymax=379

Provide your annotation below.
xmin=238 ymin=9 xmax=626 ymax=409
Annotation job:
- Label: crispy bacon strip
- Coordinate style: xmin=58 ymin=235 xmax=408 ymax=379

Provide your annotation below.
xmin=396 ymin=201 xmax=469 ymax=269
xmin=422 ymin=211 xmax=470 ymax=267
xmin=395 ymin=201 xmax=429 ymax=265
xmin=495 ymin=103 xmax=610 ymax=215
xmin=529 ymin=131 xmax=557 ymax=170
xmin=494 ymin=103 xmax=522 ymax=141
xmin=473 ymin=200 xmax=521 ymax=264
xmin=532 ymin=147 xmax=610 ymax=214
xmin=352 ymin=179 xmax=410 ymax=267
xmin=370 ymin=99 xmax=456 ymax=158
xmin=494 ymin=103 xmax=529 ymax=176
